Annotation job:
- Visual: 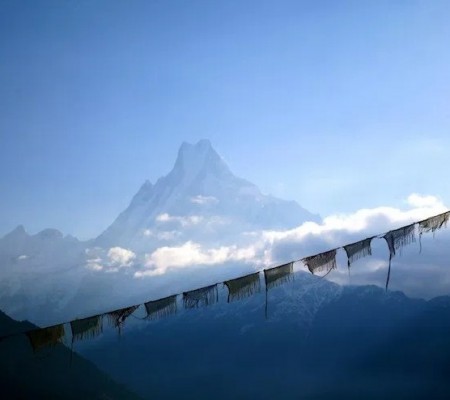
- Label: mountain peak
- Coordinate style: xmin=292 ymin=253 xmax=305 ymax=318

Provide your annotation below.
xmin=173 ymin=139 xmax=230 ymax=182
xmin=0 ymin=225 xmax=29 ymax=250
xmin=180 ymin=138 xmax=212 ymax=151
xmin=131 ymin=180 xmax=154 ymax=204
xmin=2 ymin=225 xmax=28 ymax=240
xmin=177 ymin=139 xmax=218 ymax=163
xmin=35 ymin=228 xmax=64 ymax=240
xmin=13 ymin=225 xmax=26 ymax=235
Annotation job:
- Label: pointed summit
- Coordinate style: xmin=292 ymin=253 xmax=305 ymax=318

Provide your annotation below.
xmin=172 ymin=139 xmax=230 ymax=183
xmin=131 ymin=180 xmax=154 ymax=205
xmin=178 ymin=139 xmax=214 ymax=156
xmin=176 ymin=139 xmax=215 ymax=162
xmin=13 ymin=225 xmax=27 ymax=235
xmin=2 ymin=225 xmax=28 ymax=240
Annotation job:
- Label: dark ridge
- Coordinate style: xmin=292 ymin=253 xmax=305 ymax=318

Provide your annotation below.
xmin=0 ymin=310 xmax=142 ymax=399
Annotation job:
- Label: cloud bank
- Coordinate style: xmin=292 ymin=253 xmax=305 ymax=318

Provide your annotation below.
xmin=190 ymin=195 xmax=219 ymax=205
xmin=108 ymin=246 xmax=136 ymax=267
xmin=86 ymin=246 xmax=137 ymax=272
xmin=132 ymin=193 xmax=449 ymax=298
xmin=135 ymin=241 xmax=257 ymax=277
xmin=155 ymin=213 xmax=204 ymax=227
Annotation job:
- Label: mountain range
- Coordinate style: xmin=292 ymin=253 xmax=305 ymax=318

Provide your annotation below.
xmin=4 ymin=268 xmax=450 ymax=398
xmin=0 ymin=140 xmax=318 ymax=325
xmin=77 ymin=272 xmax=450 ymax=399
xmin=2 ymin=140 xmax=450 ymax=398
xmin=0 ymin=310 xmax=142 ymax=399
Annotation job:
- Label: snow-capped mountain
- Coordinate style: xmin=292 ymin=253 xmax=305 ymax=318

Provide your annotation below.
xmin=96 ymin=139 xmax=318 ymax=250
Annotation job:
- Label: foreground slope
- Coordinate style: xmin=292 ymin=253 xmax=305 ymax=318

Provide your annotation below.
xmin=80 ymin=274 xmax=450 ymax=399
xmin=0 ymin=310 xmax=141 ymax=399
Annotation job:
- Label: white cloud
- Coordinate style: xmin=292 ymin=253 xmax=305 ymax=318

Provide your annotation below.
xmin=84 ymin=247 xmax=105 ymax=271
xmin=157 ymin=231 xmax=181 ymax=241
xmin=142 ymin=228 xmax=181 ymax=241
xmin=17 ymin=255 xmax=28 ymax=261
xmin=86 ymin=260 xmax=103 ymax=271
xmin=155 ymin=213 xmax=204 ymax=227
xmin=84 ymin=246 xmax=136 ymax=272
xmin=155 ymin=213 xmax=172 ymax=223
xmin=85 ymin=255 xmax=104 ymax=271
xmin=260 ymin=194 xmax=449 ymax=298
xmin=135 ymin=241 xmax=257 ymax=277
xmin=107 ymin=247 xmax=136 ymax=267
xmin=263 ymin=194 xmax=446 ymax=249
xmin=406 ymin=193 xmax=442 ymax=208
xmin=191 ymin=195 xmax=219 ymax=205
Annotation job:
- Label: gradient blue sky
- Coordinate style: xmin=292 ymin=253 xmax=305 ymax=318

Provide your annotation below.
xmin=1 ymin=0 xmax=450 ymax=239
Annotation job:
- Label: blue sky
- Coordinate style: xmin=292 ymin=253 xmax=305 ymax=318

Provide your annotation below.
xmin=1 ymin=0 xmax=450 ymax=239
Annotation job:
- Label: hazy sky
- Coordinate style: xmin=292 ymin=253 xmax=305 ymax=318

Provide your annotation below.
xmin=1 ymin=0 xmax=450 ymax=239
